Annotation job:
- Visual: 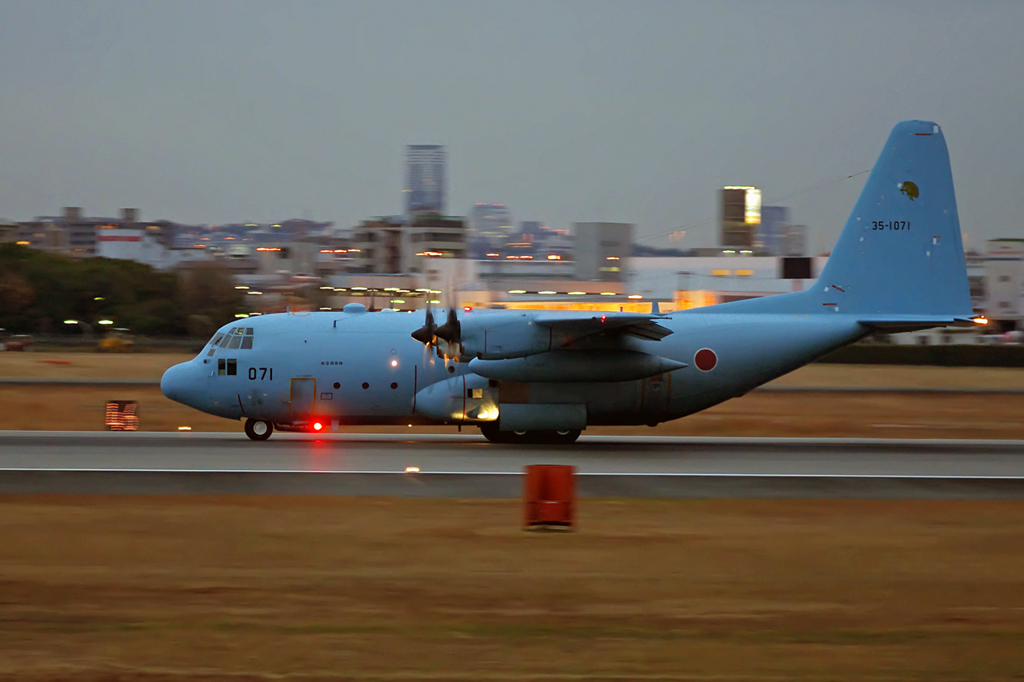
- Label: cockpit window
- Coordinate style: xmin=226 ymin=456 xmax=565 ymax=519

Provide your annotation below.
xmin=216 ymin=326 xmax=255 ymax=350
xmin=210 ymin=333 xmax=225 ymax=347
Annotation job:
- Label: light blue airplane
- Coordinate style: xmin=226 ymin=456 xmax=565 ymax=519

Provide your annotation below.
xmin=162 ymin=120 xmax=978 ymax=443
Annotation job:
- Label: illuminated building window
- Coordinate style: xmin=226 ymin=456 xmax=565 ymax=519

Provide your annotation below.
xmin=711 ymin=269 xmax=731 ymax=276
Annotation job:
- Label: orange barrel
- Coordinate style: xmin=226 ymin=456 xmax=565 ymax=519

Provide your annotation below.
xmin=523 ymin=464 xmax=576 ymax=529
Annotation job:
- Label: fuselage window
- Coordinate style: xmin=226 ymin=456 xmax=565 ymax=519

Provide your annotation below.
xmin=218 ymin=358 xmax=226 ymax=376
xmin=227 ymin=359 xmax=237 ymax=376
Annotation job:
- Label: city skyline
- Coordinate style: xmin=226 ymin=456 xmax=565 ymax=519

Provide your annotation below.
xmin=0 ymin=1 xmax=1022 ymax=255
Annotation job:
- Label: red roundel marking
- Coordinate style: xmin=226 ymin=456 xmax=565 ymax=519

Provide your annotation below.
xmin=694 ymin=348 xmax=717 ymax=372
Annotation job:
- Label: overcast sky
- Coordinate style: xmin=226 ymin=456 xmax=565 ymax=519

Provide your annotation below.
xmin=0 ymin=0 xmax=1021 ymax=253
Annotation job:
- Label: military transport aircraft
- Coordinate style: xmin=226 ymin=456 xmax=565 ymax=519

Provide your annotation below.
xmin=161 ymin=120 xmax=979 ymax=443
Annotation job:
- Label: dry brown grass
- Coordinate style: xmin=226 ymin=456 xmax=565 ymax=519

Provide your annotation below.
xmin=3 ymin=385 xmax=1024 ymax=439
xmin=0 ymin=496 xmax=1022 ymax=680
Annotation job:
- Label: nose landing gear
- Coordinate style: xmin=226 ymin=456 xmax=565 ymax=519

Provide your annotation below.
xmin=244 ymin=418 xmax=274 ymax=441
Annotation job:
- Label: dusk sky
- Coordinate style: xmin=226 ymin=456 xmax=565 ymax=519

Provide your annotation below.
xmin=0 ymin=1 xmax=1021 ymax=253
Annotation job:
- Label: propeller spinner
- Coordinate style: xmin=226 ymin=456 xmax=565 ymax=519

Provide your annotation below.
xmin=410 ymin=306 xmax=437 ymax=345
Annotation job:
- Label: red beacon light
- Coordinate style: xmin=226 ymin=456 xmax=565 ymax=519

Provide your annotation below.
xmin=463 ymin=306 xmax=472 ymax=312
xmin=312 ymin=422 xmax=323 ymax=432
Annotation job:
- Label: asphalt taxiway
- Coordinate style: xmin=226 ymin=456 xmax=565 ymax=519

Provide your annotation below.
xmin=1 ymin=431 xmax=1023 ymax=499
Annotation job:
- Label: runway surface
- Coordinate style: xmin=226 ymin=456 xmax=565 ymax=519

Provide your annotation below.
xmin=2 ymin=431 xmax=1024 ymax=499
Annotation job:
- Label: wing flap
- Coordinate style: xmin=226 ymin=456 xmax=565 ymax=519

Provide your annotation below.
xmin=533 ymin=312 xmax=673 ymax=340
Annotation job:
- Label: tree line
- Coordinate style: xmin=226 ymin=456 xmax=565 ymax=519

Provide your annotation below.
xmin=0 ymin=243 xmax=245 ymax=336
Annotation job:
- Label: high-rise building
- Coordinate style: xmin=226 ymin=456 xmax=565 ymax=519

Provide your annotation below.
xmin=720 ymin=186 xmax=760 ymax=249
xmin=405 ymin=145 xmax=446 ymax=215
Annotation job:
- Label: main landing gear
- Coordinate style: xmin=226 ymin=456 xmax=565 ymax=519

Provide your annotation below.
xmin=244 ymin=418 xmax=274 ymax=441
xmin=479 ymin=424 xmax=581 ymax=445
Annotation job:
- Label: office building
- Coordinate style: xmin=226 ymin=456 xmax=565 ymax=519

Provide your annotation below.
xmin=720 ymin=186 xmax=761 ymax=249
xmin=405 ymin=145 xmax=446 ymax=215
xmin=573 ymin=222 xmax=633 ymax=282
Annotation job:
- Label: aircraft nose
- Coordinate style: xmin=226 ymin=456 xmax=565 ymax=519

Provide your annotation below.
xmin=161 ymin=362 xmax=194 ymax=404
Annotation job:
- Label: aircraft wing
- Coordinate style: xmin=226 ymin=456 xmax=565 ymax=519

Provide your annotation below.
xmin=532 ymin=312 xmax=673 ymax=341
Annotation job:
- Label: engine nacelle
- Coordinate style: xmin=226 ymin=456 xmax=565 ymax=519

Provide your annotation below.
xmin=413 ymin=373 xmax=498 ymax=423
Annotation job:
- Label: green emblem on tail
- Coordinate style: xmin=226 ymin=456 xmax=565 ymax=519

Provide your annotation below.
xmin=899 ymin=181 xmax=919 ymax=201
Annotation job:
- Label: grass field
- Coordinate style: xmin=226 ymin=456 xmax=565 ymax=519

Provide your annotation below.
xmin=4 ymin=353 xmax=1024 ymax=436
xmin=0 ymin=496 xmax=1022 ymax=681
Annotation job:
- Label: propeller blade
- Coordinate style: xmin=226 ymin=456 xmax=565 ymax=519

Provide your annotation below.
xmin=410 ymin=305 xmax=436 ymax=345
xmin=435 ymin=307 xmax=461 ymax=344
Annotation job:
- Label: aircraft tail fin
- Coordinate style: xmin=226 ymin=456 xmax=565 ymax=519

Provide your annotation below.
xmin=814 ymin=120 xmax=972 ymax=319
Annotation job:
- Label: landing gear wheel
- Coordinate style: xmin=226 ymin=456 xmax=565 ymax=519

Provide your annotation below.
xmin=244 ymin=418 xmax=273 ymax=441
xmin=550 ymin=429 xmax=582 ymax=445
xmin=478 ymin=425 xmax=581 ymax=445
xmin=479 ymin=424 xmax=507 ymax=444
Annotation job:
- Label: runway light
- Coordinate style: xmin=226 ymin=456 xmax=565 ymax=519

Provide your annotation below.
xmin=313 ymin=422 xmax=323 ymax=431
xmin=405 ymin=466 xmax=420 ymax=473
xmin=178 ymin=426 xmax=192 ymax=431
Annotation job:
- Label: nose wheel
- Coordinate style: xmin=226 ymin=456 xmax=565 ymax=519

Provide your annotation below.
xmin=244 ymin=418 xmax=274 ymax=441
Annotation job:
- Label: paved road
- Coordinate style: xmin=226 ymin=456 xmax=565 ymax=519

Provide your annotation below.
xmin=2 ymin=432 xmax=1023 ymax=498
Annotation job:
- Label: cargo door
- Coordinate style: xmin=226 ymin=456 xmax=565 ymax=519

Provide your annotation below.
xmin=290 ymin=378 xmax=316 ymax=417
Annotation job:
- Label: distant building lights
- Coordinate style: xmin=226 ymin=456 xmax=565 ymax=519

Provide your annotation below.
xmin=606 ymin=256 xmax=620 ymax=261
xmin=723 ymin=250 xmax=736 ymax=254
xmin=427 ymin=299 xmax=440 ymax=304
xmin=256 ymin=247 xmax=281 ymax=252
xmin=15 ymin=240 xmax=30 ymax=245
xmin=600 ymin=292 xmax=615 ymax=296
xmin=740 ymin=249 xmax=753 ymax=254
xmin=568 ymin=291 xmax=585 ymax=296
xmin=247 ymin=291 xmax=263 ymax=295
xmin=63 ymin=320 xmax=78 ymax=325
xmin=628 ymin=295 xmax=643 ymax=300
xmin=234 ymin=313 xmax=250 ymax=318
xmin=391 ymin=299 xmax=405 ymax=304
xmin=508 ymin=290 xmax=527 ymax=294
xmin=348 ymin=248 xmax=361 ymax=253
xmin=547 ymin=254 xmax=561 ymax=260
xmin=351 ymin=287 xmax=367 ymax=291
xmin=98 ymin=320 xmax=114 ymax=325
xmin=486 ymin=252 xmax=500 ymax=257
xmin=320 ymin=286 xmax=333 ymax=290
xmin=539 ymin=291 xmax=556 ymax=295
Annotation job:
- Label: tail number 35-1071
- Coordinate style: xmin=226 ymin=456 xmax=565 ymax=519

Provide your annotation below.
xmin=872 ymin=220 xmax=910 ymax=230
xmin=248 ymin=367 xmax=273 ymax=380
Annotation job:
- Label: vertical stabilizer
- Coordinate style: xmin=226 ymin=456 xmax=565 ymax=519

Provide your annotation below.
xmin=815 ymin=120 xmax=972 ymax=318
